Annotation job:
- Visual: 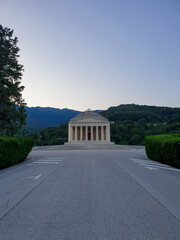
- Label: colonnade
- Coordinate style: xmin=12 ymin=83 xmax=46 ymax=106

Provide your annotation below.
xmin=68 ymin=125 xmax=110 ymax=142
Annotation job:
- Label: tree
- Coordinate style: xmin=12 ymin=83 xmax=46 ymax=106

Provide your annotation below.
xmin=0 ymin=24 xmax=26 ymax=136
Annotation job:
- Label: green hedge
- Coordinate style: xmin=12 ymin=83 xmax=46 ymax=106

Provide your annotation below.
xmin=0 ymin=137 xmax=34 ymax=169
xmin=145 ymin=134 xmax=180 ymax=168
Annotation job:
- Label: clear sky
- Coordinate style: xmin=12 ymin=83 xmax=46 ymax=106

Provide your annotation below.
xmin=1 ymin=0 xmax=180 ymax=111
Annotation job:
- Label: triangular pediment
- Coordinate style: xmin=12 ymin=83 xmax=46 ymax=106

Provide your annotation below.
xmin=74 ymin=117 xmax=107 ymax=123
xmin=69 ymin=110 xmax=109 ymax=123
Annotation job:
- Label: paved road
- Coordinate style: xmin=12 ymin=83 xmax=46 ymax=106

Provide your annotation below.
xmin=0 ymin=149 xmax=180 ymax=240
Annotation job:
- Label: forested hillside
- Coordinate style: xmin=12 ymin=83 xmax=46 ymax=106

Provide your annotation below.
xmin=25 ymin=106 xmax=81 ymax=130
xmin=25 ymin=104 xmax=180 ymax=146
xmin=101 ymin=104 xmax=180 ymax=145
xmin=101 ymin=104 xmax=180 ymax=123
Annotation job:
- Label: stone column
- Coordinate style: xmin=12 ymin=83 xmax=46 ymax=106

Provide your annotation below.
xmin=68 ymin=124 xmax=70 ymax=142
xmin=85 ymin=126 xmax=88 ymax=141
xmin=80 ymin=126 xmax=82 ymax=141
xmin=70 ymin=126 xmax=73 ymax=141
xmin=106 ymin=124 xmax=110 ymax=141
xmin=75 ymin=126 xmax=77 ymax=141
xmin=96 ymin=126 xmax=98 ymax=141
xmin=101 ymin=126 xmax=104 ymax=141
xmin=91 ymin=126 xmax=93 ymax=141
xmin=70 ymin=125 xmax=73 ymax=141
xmin=105 ymin=126 xmax=107 ymax=142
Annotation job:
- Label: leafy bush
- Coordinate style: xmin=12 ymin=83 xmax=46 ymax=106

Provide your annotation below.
xmin=145 ymin=134 xmax=180 ymax=168
xmin=0 ymin=137 xmax=34 ymax=169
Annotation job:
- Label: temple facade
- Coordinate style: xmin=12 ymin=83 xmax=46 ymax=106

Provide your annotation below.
xmin=68 ymin=109 xmax=111 ymax=143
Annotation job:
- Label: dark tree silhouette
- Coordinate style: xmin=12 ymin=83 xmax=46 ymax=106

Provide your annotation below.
xmin=0 ymin=24 xmax=26 ymax=136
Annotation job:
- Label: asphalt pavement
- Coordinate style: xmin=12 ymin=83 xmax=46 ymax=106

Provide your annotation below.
xmin=0 ymin=149 xmax=180 ymax=240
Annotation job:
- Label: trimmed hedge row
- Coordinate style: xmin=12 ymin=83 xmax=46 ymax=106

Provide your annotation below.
xmin=144 ymin=134 xmax=180 ymax=168
xmin=0 ymin=137 xmax=34 ymax=169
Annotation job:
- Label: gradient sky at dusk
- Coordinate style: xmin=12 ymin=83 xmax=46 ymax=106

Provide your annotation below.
xmin=1 ymin=0 xmax=180 ymax=111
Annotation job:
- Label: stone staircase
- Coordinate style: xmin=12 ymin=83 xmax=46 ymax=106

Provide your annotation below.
xmin=33 ymin=143 xmax=144 ymax=151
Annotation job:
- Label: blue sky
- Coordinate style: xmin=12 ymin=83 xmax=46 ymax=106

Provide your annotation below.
xmin=1 ymin=0 xmax=180 ymax=110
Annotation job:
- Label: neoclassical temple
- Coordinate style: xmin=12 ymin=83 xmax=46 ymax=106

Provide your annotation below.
xmin=68 ymin=109 xmax=111 ymax=143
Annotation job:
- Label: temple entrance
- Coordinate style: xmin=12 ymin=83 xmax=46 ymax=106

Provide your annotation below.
xmin=88 ymin=126 xmax=91 ymax=140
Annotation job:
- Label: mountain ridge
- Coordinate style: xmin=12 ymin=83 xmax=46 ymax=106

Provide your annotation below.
xmin=25 ymin=106 xmax=102 ymax=130
xmin=25 ymin=104 xmax=180 ymax=131
xmin=25 ymin=106 xmax=81 ymax=130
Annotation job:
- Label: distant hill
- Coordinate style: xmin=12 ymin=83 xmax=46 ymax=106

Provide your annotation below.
xmin=25 ymin=106 xmax=102 ymax=130
xmin=25 ymin=104 xmax=180 ymax=146
xmin=25 ymin=106 xmax=81 ymax=130
xmin=101 ymin=104 xmax=180 ymax=123
xmin=100 ymin=104 xmax=180 ymax=145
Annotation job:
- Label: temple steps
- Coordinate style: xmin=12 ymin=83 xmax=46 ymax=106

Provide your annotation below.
xmin=33 ymin=143 xmax=144 ymax=150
